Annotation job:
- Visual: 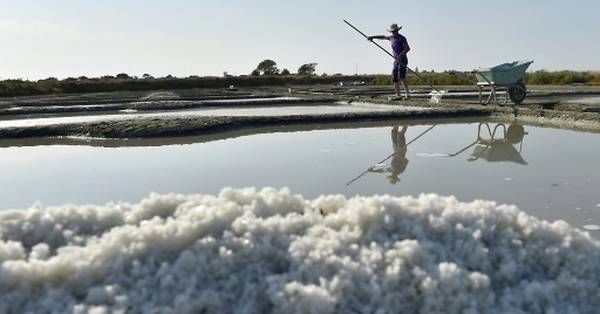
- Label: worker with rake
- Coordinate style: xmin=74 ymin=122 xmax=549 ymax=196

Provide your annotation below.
xmin=368 ymin=24 xmax=411 ymax=100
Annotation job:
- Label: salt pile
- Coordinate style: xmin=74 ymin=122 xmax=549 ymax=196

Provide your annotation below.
xmin=1 ymin=188 xmax=599 ymax=313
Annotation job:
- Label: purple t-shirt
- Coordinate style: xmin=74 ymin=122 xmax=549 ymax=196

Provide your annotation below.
xmin=390 ymin=34 xmax=408 ymax=63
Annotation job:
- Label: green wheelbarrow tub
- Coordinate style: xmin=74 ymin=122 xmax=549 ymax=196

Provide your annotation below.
xmin=475 ymin=60 xmax=534 ymax=86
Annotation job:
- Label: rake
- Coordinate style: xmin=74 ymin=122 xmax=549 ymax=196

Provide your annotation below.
xmin=343 ymin=19 xmax=447 ymax=104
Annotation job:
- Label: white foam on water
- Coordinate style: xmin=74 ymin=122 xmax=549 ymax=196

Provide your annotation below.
xmin=63 ymin=135 xmax=109 ymax=142
xmin=416 ymin=152 xmax=449 ymax=158
xmin=369 ymin=163 xmax=388 ymax=172
xmin=118 ymin=109 xmax=138 ymax=113
xmin=583 ymin=225 xmax=600 ymax=231
xmin=0 ymin=188 xmax=599 ymax=313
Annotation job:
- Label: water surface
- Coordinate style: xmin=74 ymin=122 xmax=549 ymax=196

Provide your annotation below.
xmin=1 ymin=120 xmax=599 ymax=232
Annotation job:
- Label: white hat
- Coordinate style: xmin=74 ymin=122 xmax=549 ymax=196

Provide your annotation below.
xmin=387 ymin=23 xmax=402 ymax=32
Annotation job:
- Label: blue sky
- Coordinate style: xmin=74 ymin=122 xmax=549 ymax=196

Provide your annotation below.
xmin=0 ymin=0 xmax=598 ymax=79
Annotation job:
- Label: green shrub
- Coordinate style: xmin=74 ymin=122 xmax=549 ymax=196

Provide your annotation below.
xmin=524 ymin=71 xmax=599 ymax=85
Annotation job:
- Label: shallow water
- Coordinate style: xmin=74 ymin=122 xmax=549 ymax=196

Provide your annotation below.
xmin=0 ymin=102 xmax=418 ymax=128
xmin=1 ymin=120 xmax=599 ymax=232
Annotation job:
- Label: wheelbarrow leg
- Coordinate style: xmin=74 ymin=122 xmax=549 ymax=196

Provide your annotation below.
xmin=491 ymin=124 xmax=507 ymax=139
xmin=478 ymin=122 xmax=493 ymax=139
xmin=478 ymin=84 xmax=493 ymax=105
xmin=500 ymin=87 xmax=509 ymax=106
xmin=485 ymin=86 xmax=494 ymax=105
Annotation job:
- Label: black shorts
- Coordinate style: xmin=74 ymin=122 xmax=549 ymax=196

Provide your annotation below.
xmin=392 ymin=62 xmax=408 ymax=82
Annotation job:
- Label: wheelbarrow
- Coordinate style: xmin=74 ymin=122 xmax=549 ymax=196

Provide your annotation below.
xmin=474 ymin=60 xmax=534 ymax=105
xmin=438 ymin=122 xmax=528 ymax=164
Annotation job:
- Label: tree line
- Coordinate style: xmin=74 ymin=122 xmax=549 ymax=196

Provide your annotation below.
xmin=0 ymin=68 xmax=599 ymax=97
xmin=251 ymin=59 xmax=318 ymax=76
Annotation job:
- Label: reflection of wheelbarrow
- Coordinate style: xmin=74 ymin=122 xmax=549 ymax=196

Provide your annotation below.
xmin=474 ymin=60 xmax=534 ymax=105
xmin=442 ymin=123 xmax=528 ymax=164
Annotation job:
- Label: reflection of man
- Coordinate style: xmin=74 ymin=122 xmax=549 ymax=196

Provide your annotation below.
xmin=370 ymin=126 xmax=409 ymax=184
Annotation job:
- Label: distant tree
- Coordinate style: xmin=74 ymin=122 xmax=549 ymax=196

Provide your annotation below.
xmin=256 ymin=59 xmax=279 ymax=75
xmin=101 ymin=75 xmax=115 ymax=80
xmin=297 ymin=63 xmax=317 ymax=75
xmin=281 ymin=69 xmax=291 ymax=75
xmin=250 ymin=69 xmax=261 ymax=76
xmin=415 ymin=67 xmax=419 ymax=73
xmin=165 ymin=74 xmax=174 ymax=79
xmin=142 ymin=73 xmax=154 ymax=79
xmin=64 ymin=77 xmax=77 ymax=82
xmin=321 ymin=73 xmax=328 ymax=77
xmin=78 ymin=76 xmax=88 ymax=80
xmin=115 ymin=73 xmax=131 ymax=79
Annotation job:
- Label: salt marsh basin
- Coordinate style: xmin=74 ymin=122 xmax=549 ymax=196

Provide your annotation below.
xmin=2 ymin=120 xmax=599 ymax=235
xmin=2 ymin=88 xmax=600 ymax=313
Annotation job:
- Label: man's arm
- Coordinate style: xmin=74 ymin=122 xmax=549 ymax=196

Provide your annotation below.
xmin=367 ymin=35 xmax=390 ymax=41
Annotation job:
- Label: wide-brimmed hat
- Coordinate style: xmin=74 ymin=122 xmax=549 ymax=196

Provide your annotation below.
xmin=387 ymin=24 xmax=402 ymax=32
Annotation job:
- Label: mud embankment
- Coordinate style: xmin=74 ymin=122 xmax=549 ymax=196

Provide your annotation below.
xmin=2 ymin=85 xmax=600 ymax=140
xmin=0 ymin=107 xmax=490 ymax=139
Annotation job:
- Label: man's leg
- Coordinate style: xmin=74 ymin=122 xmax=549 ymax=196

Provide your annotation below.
xmin=400 ymin=79 xmax=410 ymax=98
xmin=398 ymin=63 xmax=410 ymax=98
xmin=394 ymin=82 xmax=401 ymax=97
xmin=392 ymin=64 xmax=402 ymax=97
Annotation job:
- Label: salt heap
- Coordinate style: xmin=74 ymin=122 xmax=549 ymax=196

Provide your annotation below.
xmin=0 ymin=187 xmax=599 ymax=314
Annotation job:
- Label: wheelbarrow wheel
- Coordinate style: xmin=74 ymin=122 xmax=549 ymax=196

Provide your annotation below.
xmin=508 ymin=81 xmax=527 ymax=104
xmin=506 ymin=124 xmax=525 ymax=144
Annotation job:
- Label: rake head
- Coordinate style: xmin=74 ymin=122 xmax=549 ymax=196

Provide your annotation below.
xmin=428 ymin=90 xmax=448 ymax=104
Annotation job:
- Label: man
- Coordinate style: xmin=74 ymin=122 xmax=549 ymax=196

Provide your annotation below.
xmin=368 ymin=24 xmax=411 ymax=100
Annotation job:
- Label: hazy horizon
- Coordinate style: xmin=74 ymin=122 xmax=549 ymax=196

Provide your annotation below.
xmin=1 ymin=0 xmax=599 ymax=80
